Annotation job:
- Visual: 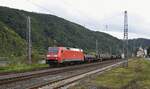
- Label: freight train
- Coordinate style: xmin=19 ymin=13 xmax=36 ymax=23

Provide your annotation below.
xmin=46 ymin=47 xmax=121 ymax=66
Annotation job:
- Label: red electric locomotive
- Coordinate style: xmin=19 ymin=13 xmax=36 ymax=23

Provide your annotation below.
xmin=46 ymin=47 xmax=84 ymax=65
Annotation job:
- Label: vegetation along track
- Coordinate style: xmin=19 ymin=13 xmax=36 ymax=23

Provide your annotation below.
xmin=0 ymin=59 xmax=122 ymax=89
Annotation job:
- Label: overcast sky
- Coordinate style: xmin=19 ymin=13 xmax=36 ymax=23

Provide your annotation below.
xmin=0 ymin=0 xmax=150 ymax=39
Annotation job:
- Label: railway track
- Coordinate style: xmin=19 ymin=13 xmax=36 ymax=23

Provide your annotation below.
xmin=30 ymin=60 xmax=125 ymax=89
xmin=0 ymin=59 xmax=123 ymax=89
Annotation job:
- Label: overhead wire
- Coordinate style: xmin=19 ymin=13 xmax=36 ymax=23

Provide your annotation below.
xmin=26 ymin=0 xmax=52 ymax=14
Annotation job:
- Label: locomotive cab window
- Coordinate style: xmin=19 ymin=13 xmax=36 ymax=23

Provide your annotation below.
xmin=48 ymin=47 xmax=58 ymax=53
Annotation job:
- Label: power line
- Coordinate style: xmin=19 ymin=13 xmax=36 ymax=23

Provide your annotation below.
xmin=26 ymin=0 xmax=52 ymax=13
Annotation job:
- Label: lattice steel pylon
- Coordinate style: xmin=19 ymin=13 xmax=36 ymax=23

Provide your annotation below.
xmin=123 ymin=11 xmax=128 ymax=67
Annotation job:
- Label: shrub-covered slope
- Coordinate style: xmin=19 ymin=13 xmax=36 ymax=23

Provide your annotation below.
xmin=0 ymin=21 xmax=25 ymax=56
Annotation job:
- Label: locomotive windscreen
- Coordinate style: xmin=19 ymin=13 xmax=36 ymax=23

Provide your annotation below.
xmin=48 ymin=47 xmax=58 ymax=53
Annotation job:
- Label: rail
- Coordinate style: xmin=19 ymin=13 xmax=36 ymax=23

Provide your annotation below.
xmin=29 ymin=60 xmax=125 ymax=89
xmin=0 ymin=60 xmax=119 ymax=85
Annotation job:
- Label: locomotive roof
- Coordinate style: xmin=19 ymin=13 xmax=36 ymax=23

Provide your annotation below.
xmin=48 ymin=47 xmax=83 ymax=52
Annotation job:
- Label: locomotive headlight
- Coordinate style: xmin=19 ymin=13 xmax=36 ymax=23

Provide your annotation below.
xmin=46 ymin=55 xmax=51 ymax=57
xmin=53 ymin=55 xmax=58 ymax=57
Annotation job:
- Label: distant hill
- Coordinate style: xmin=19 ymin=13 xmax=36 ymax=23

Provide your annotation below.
xmin=129 ymin=38 xmax=150 ymax=47
xmin=0 ymin=6 xmax=123 ymax=57
xmin=128 ymin=38 xmax=150 ymax=52
xmin=0 ymin=6 xmax=149 ymax=58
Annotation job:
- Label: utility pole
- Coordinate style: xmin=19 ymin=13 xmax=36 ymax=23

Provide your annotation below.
xmin=96 ymin=39 xmax=98 ymax=55
xmin=27 ymin=16 xmax=32 ymax=64
xmin=123 ymin=11 xmax=128 ymax=67
xmin=132 ymin=39 xmax=135 ymax=57
xmin=109 ymin=46 xmax=112 ymax=55
xmin=105 ymin=24 xmax=108 ymax=31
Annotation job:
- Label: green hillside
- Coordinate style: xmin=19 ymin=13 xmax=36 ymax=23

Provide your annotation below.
xmin=0 ymin=6 xmax=123 ymax=59
xmin=1 ymin=6 xmax=150 ymax=57
xmin=0 ymin=6 xmax=150 ymax=61
xmin=0 ymin=21 xmax=26 ymax=57
xmin=1 ymin=6 xmax=149 ymax=60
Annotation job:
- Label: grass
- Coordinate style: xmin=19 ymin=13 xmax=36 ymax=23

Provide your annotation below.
xmin=0 ymin=63 xmax=48 ymax=73
xmin=70 ymin=58 xmax=150 ymax=89
xmin=94 ymin=68 xmax=135 ymax=88
xmin=0 ymin=54 xmax=49 ymax=73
